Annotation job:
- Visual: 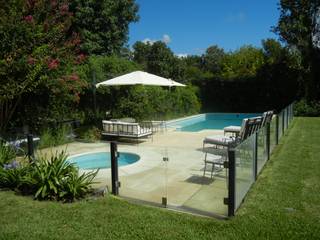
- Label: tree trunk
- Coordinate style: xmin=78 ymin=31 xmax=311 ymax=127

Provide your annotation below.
xmin=0 ymin=98 xmax=21 ymax=135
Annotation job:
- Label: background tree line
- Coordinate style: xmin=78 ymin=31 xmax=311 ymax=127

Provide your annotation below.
xmin=0 ymin=0 xmax=319 ymax=135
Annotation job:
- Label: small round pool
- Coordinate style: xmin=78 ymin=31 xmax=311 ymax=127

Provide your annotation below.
xmin=68 ymin=152 xmax=140 ymax=170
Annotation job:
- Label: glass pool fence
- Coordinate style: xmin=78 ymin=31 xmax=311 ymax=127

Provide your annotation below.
xmin=17 ymin=103 xmax=293 ymax=219
xmin=102 ymin=102 xmax=295 ymax=218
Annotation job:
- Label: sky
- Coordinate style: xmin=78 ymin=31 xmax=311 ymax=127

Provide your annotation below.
xmin=128 ymin=0 xmax=281 ymax=56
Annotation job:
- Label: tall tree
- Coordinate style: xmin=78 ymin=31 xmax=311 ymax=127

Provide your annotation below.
xmin=132 ymin=41 xmax=152 ymax=68
xmin=132 ymin=41 xmax=185 ymax=80
xmin=219 ymin=46 xmax=264 ymax=80
xmin=203 ymin=45 xmax=225 ymax=74
xmin=274 ymin=0 xmax=320 ymax=101
xmin=70 ymin=0 xmax=139 ymax=55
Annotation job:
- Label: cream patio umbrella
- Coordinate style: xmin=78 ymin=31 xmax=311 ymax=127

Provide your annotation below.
xmin=96 ymin=71 xmax=185 ymax=88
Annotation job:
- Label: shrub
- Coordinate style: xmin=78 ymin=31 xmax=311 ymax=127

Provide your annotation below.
xmin=0 ymin=163 xmax=31 ymax=190
xmin=38 ymin=125 xmax=74 ymax=149
xmin=0 ymin=150 xmax=97 ymax=202
xmin=75 ymin=126 xmax=101 ymax=142
xmin=32 ymin=151 xmax=97 ymax=201
xmin=294 ymin=99 xmax=320 ymax=117
xmin=0 ymin=143 xmax=16 ymax=167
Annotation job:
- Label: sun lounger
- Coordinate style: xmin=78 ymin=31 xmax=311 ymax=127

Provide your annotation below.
xmin=202 ymin=116 xmax=262 ymax=178
xmin=102 ymin=120 xmax=152 ymax=139
xmin=223 ymin=111 xmax=273 ymax=136
xmin=203 ymin=116 xmax=263 ymax=151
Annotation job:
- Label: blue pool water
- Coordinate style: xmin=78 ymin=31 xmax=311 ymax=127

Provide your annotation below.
xmin=68 ymin=152 xmax=140 ymax=170
xmin=168 ymin=113 xmax=260 ymax=132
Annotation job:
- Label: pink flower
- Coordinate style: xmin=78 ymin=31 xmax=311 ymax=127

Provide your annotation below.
xmin=50 ymin=0 xmax=57 ymax=8
xmin=48 ymin=59 xmax=60 ymax=70
xmin=60 ymin=4 xmax=69 ymax=15
xmin=76 ymin=53 xmax=86 ymax=63
xmin=27 ymin=56 xmax=36 ymax=65
xmin=69 ymin=74 xmax=79 ymax=81
xmin=24 ymin=15 xmax=33 ymax=23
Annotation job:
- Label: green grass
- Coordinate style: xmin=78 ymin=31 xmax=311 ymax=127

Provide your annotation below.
xmin=1 ymin=117 xmax=320 ymax=239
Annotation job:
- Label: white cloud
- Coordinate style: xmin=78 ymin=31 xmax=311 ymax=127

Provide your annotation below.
xmin=142 ymin=38 xmax=156 ymax=44
xmin=142 ymin=34 xmax=171 ymax=45
xmin=226 ymin=12 xmax=246 ymax=23
xmin=176 ymin=53 xmax=188 ymax=58
xmin=162 ymin=34 xmax=171 ymax=44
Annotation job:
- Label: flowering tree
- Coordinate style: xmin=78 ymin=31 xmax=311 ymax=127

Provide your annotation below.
xmin=0 ymin=0 xmax=87 ymax=133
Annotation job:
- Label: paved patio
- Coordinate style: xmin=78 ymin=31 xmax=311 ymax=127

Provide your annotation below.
xmin=40 ymin=128 xmax=228 ymax=216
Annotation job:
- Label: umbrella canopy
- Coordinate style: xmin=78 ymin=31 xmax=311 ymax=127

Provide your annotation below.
xmin=96 ymin=71 xmax=185 ymax=88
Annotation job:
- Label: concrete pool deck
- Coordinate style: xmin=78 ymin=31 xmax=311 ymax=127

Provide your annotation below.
xmin=40 ymin=128 xmax=228 ymax=216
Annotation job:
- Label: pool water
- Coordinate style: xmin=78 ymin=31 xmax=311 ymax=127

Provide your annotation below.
xmin=68 ymin=152 xmax=140 ymax=170
xmin=168 ymin=113 xmax=260 ymax=132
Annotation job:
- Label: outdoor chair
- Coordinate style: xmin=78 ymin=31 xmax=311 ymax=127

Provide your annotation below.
xmin=203 ymin=149 xmax=225 ymax=178
xmin=224 ymin=111 xmax=273 ymax=136
xmin=101 ymin=120 xmax=152 ymax=140
xmin=203 ymin=116 xmax=262 ymax=149
xmin=202 ymin=116 xmax=262 ymax=178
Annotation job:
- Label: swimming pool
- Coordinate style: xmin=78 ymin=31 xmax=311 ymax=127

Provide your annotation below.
xmin=167 ymin=113 xmax=260 ymax=132
xmin=68 ymin=152 xmax=140 ymax=170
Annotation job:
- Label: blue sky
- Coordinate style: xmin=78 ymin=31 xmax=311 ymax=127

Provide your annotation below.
xmin=128 ymin=0 xmax=280 ymax=56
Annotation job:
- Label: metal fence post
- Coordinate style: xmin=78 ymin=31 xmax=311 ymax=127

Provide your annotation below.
xmin=27 ymin=134 xmax=34 ymax=162
xmin=275 ymin=114 xmax=279 ymax=145
xmin=110 ymin=141 xmax=119 ymax=195
xmin=282 ymin=111 xmax=285 ymax=135
xmin=266 ymin=123 xmax=270 ymax=160
xmin=227 ymin=149 xmax=235 ymax=217
xmin=288 ymin=105 xmax=290 ymax=124
xmin=253 ymin=131 xmax=258 ymax=180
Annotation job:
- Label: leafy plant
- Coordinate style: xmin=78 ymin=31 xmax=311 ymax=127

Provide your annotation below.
xmin=0 ymin=160 xmax=33 ymax=191
xmin=294 ymin=99 xmax=320 ymax=117
xmin=38 ymin=125 xmax=73 ymax=149
xmin=0 ymin=143 xmax=16 ymax=167
xmin=32 ymin=151 xmax=97 ymax=201
xmin=75 ymin=126 xmax=101 ymax=142
xmin=62 ymin=170 xmax=97 ymax=200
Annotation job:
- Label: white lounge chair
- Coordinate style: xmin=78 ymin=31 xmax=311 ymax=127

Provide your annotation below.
xmin=101 ymin=120 xmax=152 ymax=139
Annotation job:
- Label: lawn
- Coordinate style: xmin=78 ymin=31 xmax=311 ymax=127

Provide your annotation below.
xmin=1 ymin=117 xmax=320 ymax=240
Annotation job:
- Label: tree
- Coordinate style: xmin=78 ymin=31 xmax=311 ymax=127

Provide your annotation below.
xmin=0 ymin=0 xmax=86 ymax=133
xmin=274 ymin=0 xmax=320 ymax=101
xmin=219 ymin=46 xmax=264 ymax=80
xmin=132 ymin=41 xmax=186 ymax=80
xmin=146 ymin=41 xmax=175 ymax=78
xmin=132 ymin=41 xmax=152 ymax=68
xmin=70 ymin=0 xmax=139 ymax=55
xmin=203 ymin=45 xmax=225 ymax=74
xmin=259 ymin=38 xmax=300 ymax=105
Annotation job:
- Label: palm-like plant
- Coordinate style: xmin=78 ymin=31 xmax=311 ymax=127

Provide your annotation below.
xmin=33 ymin=151 xmax=97 ymax=201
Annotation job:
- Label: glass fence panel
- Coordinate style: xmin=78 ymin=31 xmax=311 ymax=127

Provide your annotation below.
xmin=66 ymin=142 xmax=113 ymax=194
xmin=270 ymin=116 xmax=277 ymax=152
xmin=166 ymin=144 xmax=228 ymax=217
xmin=257 ymin=127 xmax=267 ymax=174
xmin=118 ymin=144 xmax=166 ymax=205
xmin=234 ymin=134 xmax=255 ymax=211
